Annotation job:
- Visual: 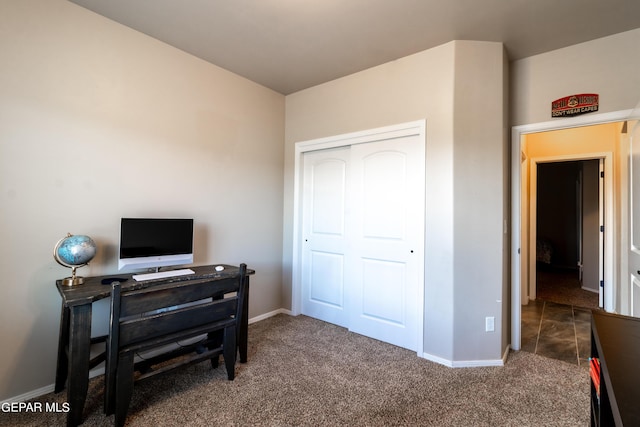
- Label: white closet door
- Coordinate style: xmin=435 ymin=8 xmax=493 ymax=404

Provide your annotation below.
xmin=348 ymin=135 xmax=424 ymax=350
xmin=301 ymin=147 xmax=350 ymax=327
xmin=300 ymin=130 xmax=424 ymax=351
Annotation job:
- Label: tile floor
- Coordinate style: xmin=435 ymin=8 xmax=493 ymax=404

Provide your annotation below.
xmin=521 ymin=299 xmax=592 ymax=366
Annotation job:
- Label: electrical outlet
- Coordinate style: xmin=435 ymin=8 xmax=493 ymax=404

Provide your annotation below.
xmin=485 ymin=316 xmax=495 ymax=332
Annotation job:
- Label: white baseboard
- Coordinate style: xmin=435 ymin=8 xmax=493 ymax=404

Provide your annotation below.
xmin=420 ymin=345 xmax=509 ymax=368
xmin=248 ymin=308 xmax=293 ymax=324
xmin=1 ymin=384 xmax=55 ymax=404
xmin=420 ymin=352 xmax=455 ymax=367
xmin=451 ymin=358 xmax=505 ymax=368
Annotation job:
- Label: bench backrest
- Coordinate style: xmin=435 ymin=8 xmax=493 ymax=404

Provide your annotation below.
xmin=108 ymin=263 xmax=247 ymax=355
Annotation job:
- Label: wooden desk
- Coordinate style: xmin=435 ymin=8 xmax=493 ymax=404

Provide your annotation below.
xmin=54 ymin=264 xmax=253 ymax=427
xmin=590 ymin=311 xmax=640 ymax=426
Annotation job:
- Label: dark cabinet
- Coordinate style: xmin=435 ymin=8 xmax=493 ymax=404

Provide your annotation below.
xmin=590 ymin=311 xmax=640 ymax=426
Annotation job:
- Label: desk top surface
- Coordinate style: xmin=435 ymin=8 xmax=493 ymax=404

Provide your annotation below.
xmin=591 ymin=311 xmax=640 ymax=426
xmin=56 ymin=264 xmax=254 ymax=307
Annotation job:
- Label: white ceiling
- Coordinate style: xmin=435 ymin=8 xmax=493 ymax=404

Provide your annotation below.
xmin=69 ymin=0 xmax=640 ymax=95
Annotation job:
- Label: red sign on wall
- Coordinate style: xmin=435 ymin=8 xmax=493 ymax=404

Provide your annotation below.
xmin=551 ymin=94 xmax=599 ymax=117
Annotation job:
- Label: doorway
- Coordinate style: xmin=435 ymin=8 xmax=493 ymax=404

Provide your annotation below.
xmin=534 ymin=160 xmax=601 ymax=310
xmin=521 ymin=156 xmax=605 ymax=363
xmin=511 ymin=111 xmax=630 ymax=351
xmin=526 ymin=150 xmax=612 ymax=315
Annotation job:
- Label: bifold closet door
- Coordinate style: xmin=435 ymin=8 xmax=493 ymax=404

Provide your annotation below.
xmin=301 ymin=134 xmax=424 ymax=351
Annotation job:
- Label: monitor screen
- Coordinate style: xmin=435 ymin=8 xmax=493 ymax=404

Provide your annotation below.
xmin=118 ymin=218 xmax=194 ymax=271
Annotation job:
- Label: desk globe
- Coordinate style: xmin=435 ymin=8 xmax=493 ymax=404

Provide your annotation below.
xmin=53 ymin=233 xmax=96 ymax=286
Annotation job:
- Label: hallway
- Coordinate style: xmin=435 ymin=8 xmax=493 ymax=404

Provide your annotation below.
xmin=521 ymin=268 xmax=599 ymax=366
xmin=521 ymin=300 xmax=591 ymax=366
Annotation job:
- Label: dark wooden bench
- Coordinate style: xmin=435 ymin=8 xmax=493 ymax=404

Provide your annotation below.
xmin=105 ymin=263 xmax=247 ymax=427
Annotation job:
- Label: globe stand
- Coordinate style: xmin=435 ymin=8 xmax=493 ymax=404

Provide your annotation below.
xmin=54 ymin=233 xmax=96 ymax=287
xmin=61 ymin=266 xmax=85 ymax=287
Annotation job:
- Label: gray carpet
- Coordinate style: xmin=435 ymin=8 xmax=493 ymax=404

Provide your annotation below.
xmin=3 ymin=314 xmax=590 ymax=426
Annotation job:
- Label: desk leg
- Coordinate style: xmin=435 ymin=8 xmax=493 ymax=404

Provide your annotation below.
xmin=66 ymin=304 xmax=92 ymax=427
xmin=55 ymin=304 xmax=70 ymax=393
xmin=239 ymin=276 xmax=249 ymax=363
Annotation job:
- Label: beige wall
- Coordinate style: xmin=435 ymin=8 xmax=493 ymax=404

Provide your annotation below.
xmin=511 ymin=28 xmax=640 ymax=331
xmin=451 ymin=43 xmax=508 ymax=362
xmin=284 ymin=41 xmax=507 ymax=363
xmin=511 ymin=28 xmax=640 ymax=126
xmin=4 ymin=0 xmax=640 ymax=404
xmin=285 ymin=43 xmax=457 ymax=362
xmin=0 ymin=0 xmax=285 ymax=400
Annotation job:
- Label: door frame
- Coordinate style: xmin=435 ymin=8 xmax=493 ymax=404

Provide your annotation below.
xmin=511 ymin=110 xmax=633 ymax=350
xmin=291 ymin=120 xmax=426 ymax=355
xmin=628 ymin=120 xmax=640 ymax=316
xmin=527 ymin=154 xmax=611 ymax=306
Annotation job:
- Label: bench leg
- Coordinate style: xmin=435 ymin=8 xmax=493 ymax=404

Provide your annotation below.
xmin=114 ymin=352 xmax=135 ymax=427
xmin=224 ymin=325 xmax=237 ymax=380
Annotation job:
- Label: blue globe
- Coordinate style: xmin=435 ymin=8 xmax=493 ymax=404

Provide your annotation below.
xmin=54 ymin=234 xmax=97 ymax=268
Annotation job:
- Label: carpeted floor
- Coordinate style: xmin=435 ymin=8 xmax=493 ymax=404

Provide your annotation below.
xmin=2 ymin=314 xmax=590 ymax=427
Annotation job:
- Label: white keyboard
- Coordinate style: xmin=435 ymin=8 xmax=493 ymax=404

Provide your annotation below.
xmin=133 ymin=268 xmax=195 ymax=282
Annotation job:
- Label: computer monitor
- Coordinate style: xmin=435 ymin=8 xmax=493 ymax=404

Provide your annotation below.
xmin=118 ymin=218 xmax=194 ymax=272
